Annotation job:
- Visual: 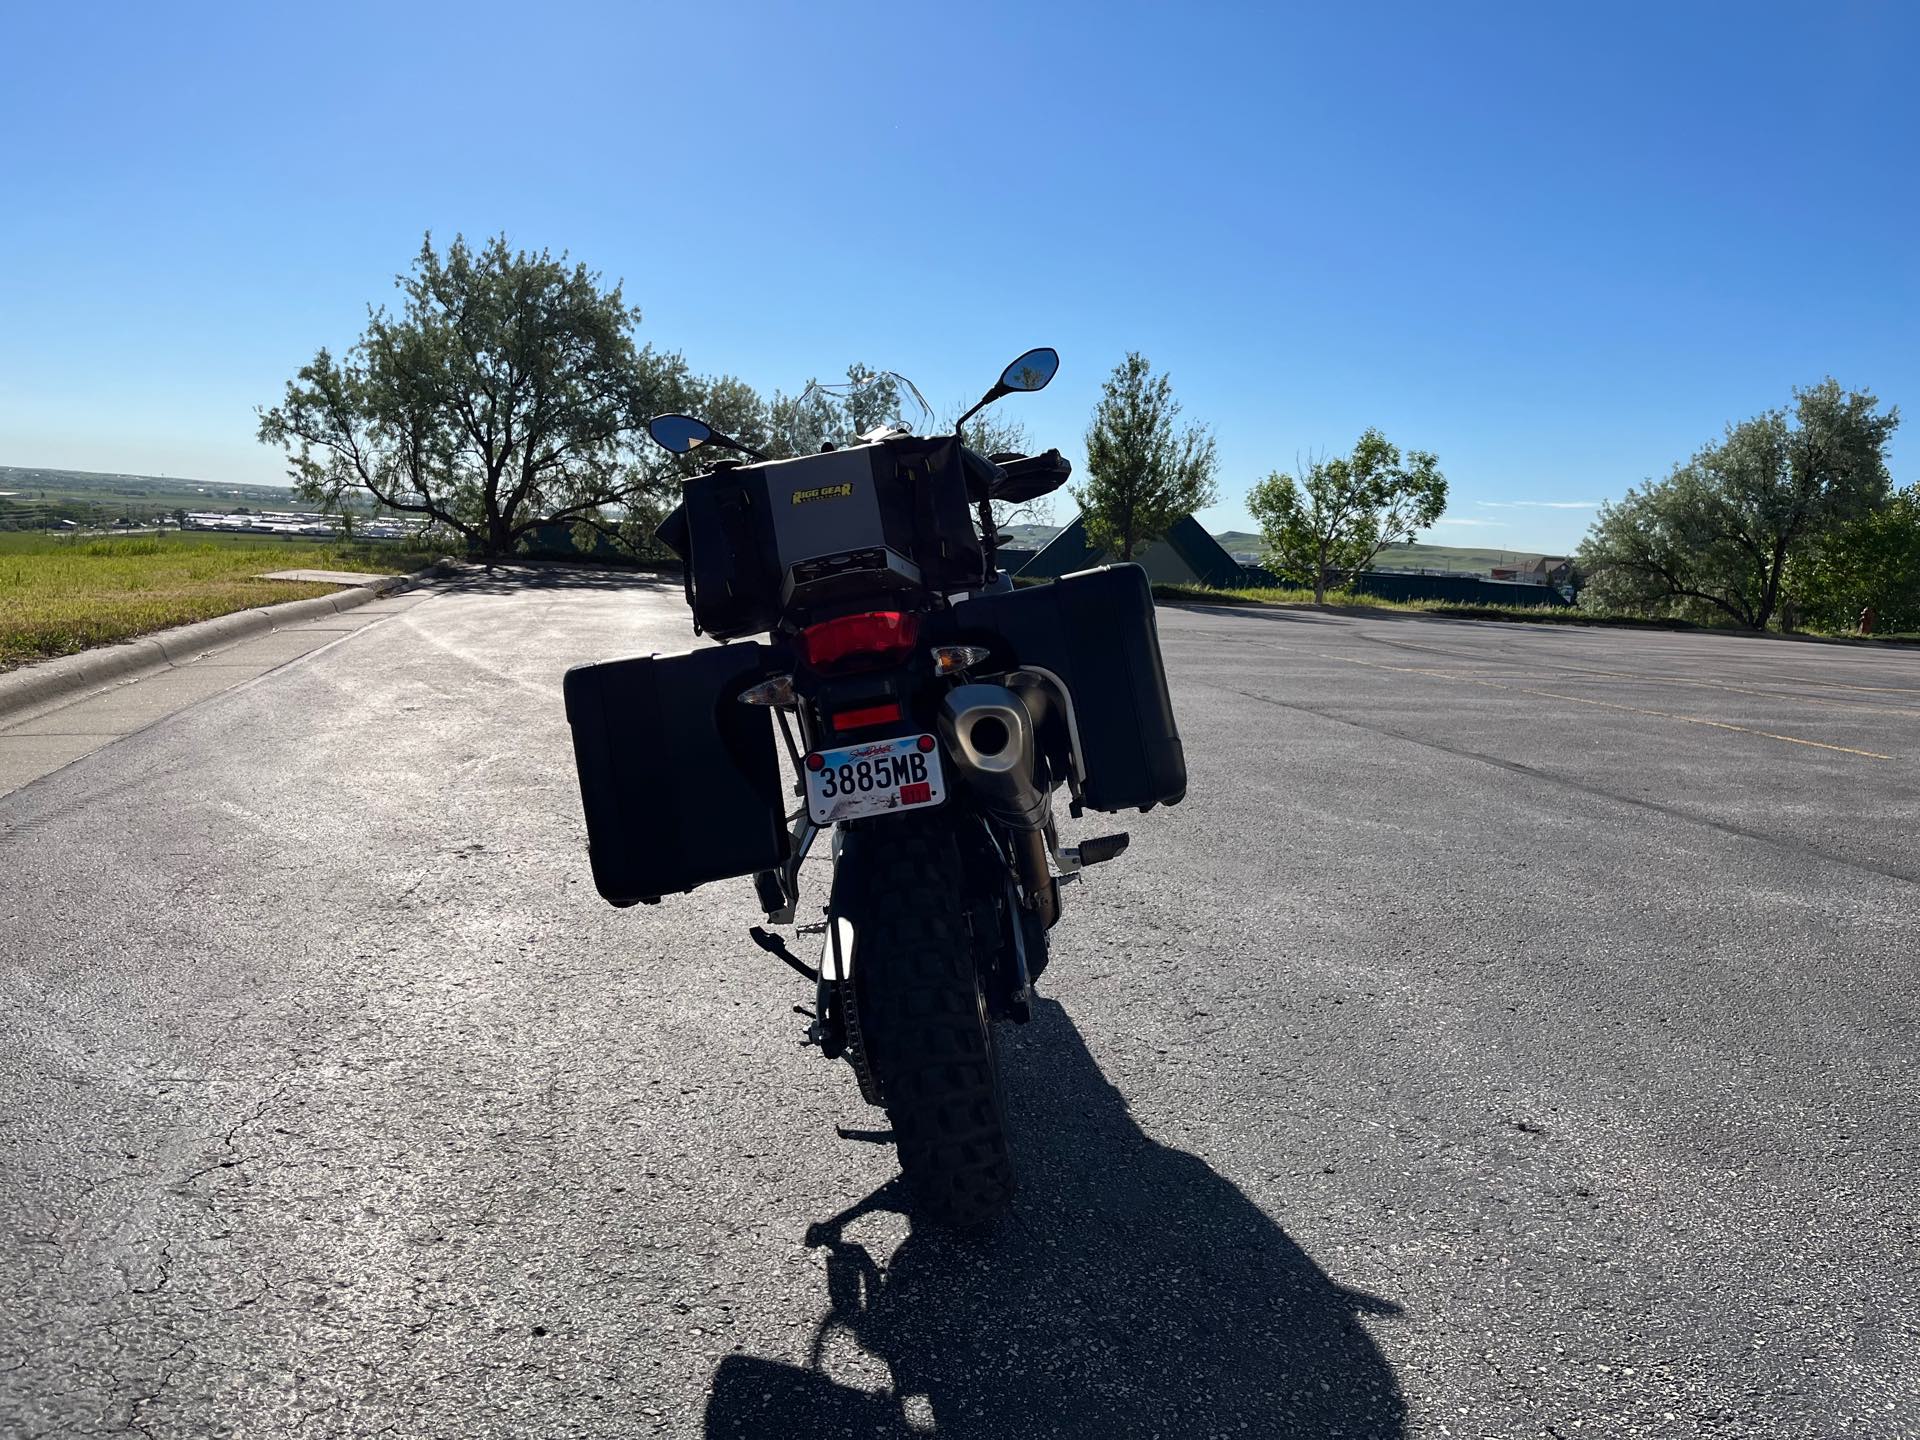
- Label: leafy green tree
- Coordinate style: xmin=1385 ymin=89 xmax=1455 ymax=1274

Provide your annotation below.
xmin=691 ymin=374 xmax=777 ymax=456
xmin=258 ymin=233 xmax=675 ymax=557
xmin=1075 ymin=352 xmax=1218 ymax=560
xmin=1578 ymin=380 xmax=1898 ymax=629
xmin=1788 ymin=484 xmax=1920 ymax=633
xmin=1247 ymin=429 xmax=1447 ymax=603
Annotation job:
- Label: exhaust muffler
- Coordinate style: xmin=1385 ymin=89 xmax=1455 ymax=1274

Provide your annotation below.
xmin=938 ymin=684 xmax=1058 ymax=926
xmin=938 ymin=684 xmax=1049 ymax=829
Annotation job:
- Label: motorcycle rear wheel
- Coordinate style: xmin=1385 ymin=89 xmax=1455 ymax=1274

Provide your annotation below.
xmin=846 ymin=815 xmax=1015 ymax=1230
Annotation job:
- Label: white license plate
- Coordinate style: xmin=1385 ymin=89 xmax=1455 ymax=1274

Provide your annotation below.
xmin=805 ymin=734 xmax=946 ymax=824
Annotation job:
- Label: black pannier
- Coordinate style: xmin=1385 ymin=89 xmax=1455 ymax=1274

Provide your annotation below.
xmin=947 ymin=564 xmax=1186 ymax=813
xmin=563 ymin=642 xmax=788 ymax=904
xmin=658 ymin=435 xmax=985 ymax=640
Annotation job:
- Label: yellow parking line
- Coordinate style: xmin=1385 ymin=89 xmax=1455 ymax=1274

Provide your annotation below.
xmin=1504 ymin=662 xmax=1920 ymax=718
xmin=1317 ymin=653 xmax=1894 ymax=761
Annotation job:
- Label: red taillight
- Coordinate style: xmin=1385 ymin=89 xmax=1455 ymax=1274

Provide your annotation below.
xmin=797 ymin=611 xmax=920 ymax=673
xmin=831 ymin=702 xmax=904 ymax=733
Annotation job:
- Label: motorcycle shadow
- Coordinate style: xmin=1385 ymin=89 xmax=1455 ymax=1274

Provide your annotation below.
xmin=706 ymin=998 xmax=1405 ymax=1438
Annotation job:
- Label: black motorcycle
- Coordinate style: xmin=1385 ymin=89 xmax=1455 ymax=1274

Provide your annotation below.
xmin=563 ymin=350 xmax=1185 ymax=1228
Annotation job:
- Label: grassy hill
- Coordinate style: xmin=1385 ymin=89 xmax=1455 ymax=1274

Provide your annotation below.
xmin=997 ymin=523 xmax=1062 ymax=548
xmin=1001 ymin=524 xmax=1554 ymax=574
xmin=4 ymin=468 xmax=1564 ymax=577
xmin=1364 ymin=540 xmax=1566 ymax=573
xmin=1211 ymin=531 xmax=1562 ymax=573
xmin=0 ymin=465 xmax=295 ymax=528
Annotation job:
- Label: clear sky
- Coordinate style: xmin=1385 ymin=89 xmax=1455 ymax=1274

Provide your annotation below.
xmin=3 ymin=2 xmax=1914 ymax=555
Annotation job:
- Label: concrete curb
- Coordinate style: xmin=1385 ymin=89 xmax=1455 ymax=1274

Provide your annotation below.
xmin=0 ymin=564 xmax=449 ymax=728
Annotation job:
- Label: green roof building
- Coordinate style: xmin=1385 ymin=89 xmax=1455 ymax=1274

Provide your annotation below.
xmin=1014 ymin=515 xmax=1250 ymax=588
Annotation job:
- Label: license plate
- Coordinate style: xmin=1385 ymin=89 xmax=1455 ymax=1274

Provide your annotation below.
xmin=805 ymin=734 xmax=946 ymax=824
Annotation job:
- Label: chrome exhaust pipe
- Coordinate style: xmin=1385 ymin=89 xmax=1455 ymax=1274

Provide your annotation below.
xmin=938 ymin=685 xmax=1049 ymax=830
xmin=939 ymin=684 xmax=1059 ymax=927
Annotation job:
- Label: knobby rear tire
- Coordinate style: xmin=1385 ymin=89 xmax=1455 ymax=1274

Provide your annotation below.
xmin=845 ymin=815 xmax=1015 ymax=1230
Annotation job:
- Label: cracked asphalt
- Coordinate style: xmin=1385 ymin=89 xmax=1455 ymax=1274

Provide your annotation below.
xmin=2 ymin=572 xmax=1916 ymax=1438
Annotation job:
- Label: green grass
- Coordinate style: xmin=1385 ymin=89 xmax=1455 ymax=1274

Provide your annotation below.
xmin=0 ymin=531 xmax=438 ymax=670
xmin=1152 ymin=582 xmax=1401 ymax=609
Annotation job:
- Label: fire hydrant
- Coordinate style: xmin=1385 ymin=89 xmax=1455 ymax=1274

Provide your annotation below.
xmin=1859 ymin=605 xmax=1877 ymax=636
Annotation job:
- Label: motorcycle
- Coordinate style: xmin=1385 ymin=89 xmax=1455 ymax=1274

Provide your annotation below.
xmin=563 ymin=350 xmax=1185 ymax=1228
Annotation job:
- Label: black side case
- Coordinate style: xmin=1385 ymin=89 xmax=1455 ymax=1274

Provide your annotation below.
xmin=563 ymin=642 xmax=788 ymax=904
xmin=948 ymin=564 xmax=1186 ymax=812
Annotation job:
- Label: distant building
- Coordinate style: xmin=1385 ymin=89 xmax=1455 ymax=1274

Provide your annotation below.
xmin=1492 ymin=555 xmax=1574 ymax=586
xmin=182 ymin=509 xmax=427 ymax=540
xmin=1016 ymin=515 xmax=1251 ymax=587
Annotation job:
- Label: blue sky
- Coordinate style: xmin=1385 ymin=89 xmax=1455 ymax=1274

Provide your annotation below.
xmin=2 ymin=2 xmax=1914 ymax=555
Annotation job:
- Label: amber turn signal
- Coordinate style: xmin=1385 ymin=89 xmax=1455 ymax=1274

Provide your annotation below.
xmin=931 ymin=644 xmax=992 ymax=676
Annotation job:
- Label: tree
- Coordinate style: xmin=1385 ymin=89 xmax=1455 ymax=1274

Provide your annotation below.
xmin=258 ymin=233 xmax=675 ymax=558
xmin=1789 ymin=483 xmax=1920 ymax=634
xmin=1578 ymin=380 xmax=1898 ymax=629
xmin=1246 ymin=429 xmax=1447 ymax=603
xmin=1075 ymin=352 xmax=1218 ymax=560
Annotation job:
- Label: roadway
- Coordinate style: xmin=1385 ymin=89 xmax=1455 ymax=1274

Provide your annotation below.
xmin=2 ymin=574 xmax=1915 ymax=1438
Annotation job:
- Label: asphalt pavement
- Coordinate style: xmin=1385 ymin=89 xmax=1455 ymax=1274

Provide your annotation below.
xmin=2 ymin=573 xmax=1915 ymax=1439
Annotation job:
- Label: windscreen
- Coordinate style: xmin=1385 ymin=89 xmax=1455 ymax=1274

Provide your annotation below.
xmin=795 ymin=369 xmax=934 ymax=445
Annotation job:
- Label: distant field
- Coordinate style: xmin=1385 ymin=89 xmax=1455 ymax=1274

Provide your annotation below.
xmin=1007 ymin=523 xmax=1558 ymax=574
xmin=1372 ymin=541 xmax=1563 ymax=572
xmin=997 ymin=523 xmax=1061 ymax=548
xmin=0 ymin=531 xmax=434 ymax=670
xmin=0 ymin=464 xmax=297 ymax=530
xmin=1212 ymin=533 xmax=1558 ymax=572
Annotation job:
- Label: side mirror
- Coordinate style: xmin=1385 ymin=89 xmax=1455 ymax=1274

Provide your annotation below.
xmin=998 ymin=347 xmax=1059 ymax=393
xmin=955 ymin=346 xmax=1061 ymax=436
xmin=648 ymin=414 xmax=715 ymax=455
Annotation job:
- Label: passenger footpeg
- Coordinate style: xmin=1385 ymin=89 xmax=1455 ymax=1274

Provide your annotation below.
xmin=1063 ymin=832 xmax=1130 ymax=870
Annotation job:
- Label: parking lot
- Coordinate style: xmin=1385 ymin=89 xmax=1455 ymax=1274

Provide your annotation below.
xmin=3 ymin=576 xmax=1915 ymax=1437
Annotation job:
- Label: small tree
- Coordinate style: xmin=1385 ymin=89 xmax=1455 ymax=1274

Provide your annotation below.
xmin=258 ymin=233 xmax=673 ymax=558
xmin=1578 ymin=380 xmax=1898 ymax=629
xmin=1075 ymin=352 xmax=1218 ymax=560
xmin=1247 ymin=429 xmax=1447 ymax=602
